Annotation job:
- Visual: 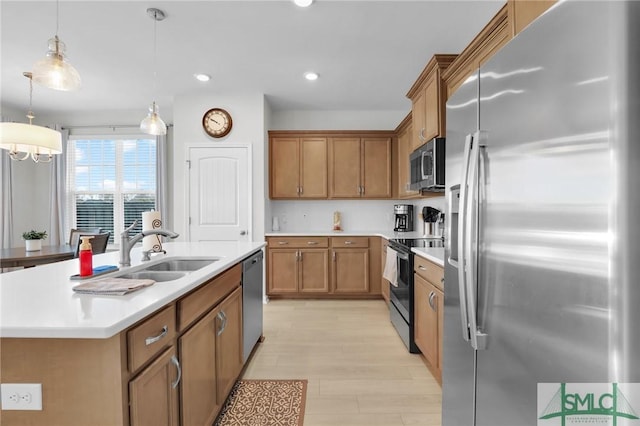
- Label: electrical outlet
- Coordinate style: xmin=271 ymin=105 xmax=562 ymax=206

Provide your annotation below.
xmin=1 ymin=384 xmax=42 ymax=410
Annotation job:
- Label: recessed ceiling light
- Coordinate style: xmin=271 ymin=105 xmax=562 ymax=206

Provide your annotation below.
xmin=294 ymin=0 xmax=313 ymax=7
xmin=194 ymin=73 xmax=211 ymax=82
xmin=304 ymin=72 xmax=319 ymax=81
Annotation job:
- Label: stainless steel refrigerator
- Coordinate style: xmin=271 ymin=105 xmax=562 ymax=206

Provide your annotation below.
xmin=443 ymin=1 xmax=640 ymax=425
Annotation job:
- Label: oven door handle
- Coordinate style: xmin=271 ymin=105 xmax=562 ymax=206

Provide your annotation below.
xmin=389 ymin=247 xmax=409 ymax=261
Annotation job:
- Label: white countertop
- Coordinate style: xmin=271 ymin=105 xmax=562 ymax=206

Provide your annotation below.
xmin=266 ymin=230 xmax=446 ymax=266
xmin=0 ymin=241 xmax=265 ymax=339
xmin=412 ymin=247 xmax=445 ymax=267
xmin=265 ymin=230 xmax=441 ymax=240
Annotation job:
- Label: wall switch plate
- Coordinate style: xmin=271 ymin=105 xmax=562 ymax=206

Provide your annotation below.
xmin=0 ymin=383 xmax=43 ymax=410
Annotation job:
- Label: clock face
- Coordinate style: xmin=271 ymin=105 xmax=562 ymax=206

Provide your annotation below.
xmin=202 ymin=108 xmax=232 ymax=138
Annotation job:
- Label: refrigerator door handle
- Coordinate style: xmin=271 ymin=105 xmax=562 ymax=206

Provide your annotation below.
xmin=457 ymin=134 xmax=473 ymax=343
xmin=465 ymin=130 xmax=488 ymax=351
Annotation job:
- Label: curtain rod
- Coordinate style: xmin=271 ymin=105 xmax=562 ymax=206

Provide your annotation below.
xmin=61 ymin=124 xmax=173 ymax=130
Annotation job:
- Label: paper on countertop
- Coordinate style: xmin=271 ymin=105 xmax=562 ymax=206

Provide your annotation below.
xmin=72 ymin=278 xmax=155 ymax=296
xmin=383 ymin=246 xmax=398 ymax=287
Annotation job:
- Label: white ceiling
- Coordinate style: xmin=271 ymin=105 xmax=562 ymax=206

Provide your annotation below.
xmin=1 ymin=0 xmax=503 ymax=122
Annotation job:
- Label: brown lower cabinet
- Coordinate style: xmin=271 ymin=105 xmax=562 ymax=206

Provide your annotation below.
xmin=130 ymin=347 xmax=180 ymax=426
xmin=0 ymin=263 xmax=245 ymax=426
xmin=267 ymin=236 xmax=381 ymax=298
xmin=413 ymin=255 xmax=444 ymax=385
xmin=178 ymin=286 xmax=242 ymax=426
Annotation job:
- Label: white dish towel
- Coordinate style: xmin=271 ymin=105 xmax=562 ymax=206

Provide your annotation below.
xmin=383 ymin=246 xmax=398 ymax=287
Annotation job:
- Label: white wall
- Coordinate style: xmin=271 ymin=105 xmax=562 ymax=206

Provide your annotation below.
xmin=172 ymin=91 xmax=267 ymax=242
xmin=270 ymin=109 xmax=407 ymax=131
xmin=8 ymin=160 xmax=52 ymax=246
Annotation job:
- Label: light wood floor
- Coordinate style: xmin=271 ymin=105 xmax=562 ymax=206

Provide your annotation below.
xmin=242 ymin=299 xmax=442 ymax=426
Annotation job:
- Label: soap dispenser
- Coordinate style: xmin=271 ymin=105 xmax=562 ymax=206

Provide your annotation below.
xmin=79 ymin=236 xmax=94 ymax=277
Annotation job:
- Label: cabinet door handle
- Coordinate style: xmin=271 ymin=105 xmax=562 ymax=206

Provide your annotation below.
xmin=428 ymin=291 xmax=436 ymax=311
xmin=170 ymin=355 xmax=182 ymax=389
xmin=332 ymin=251 xmax=336 ymax=262
xmin=441 ymin=277 xmax=445 ymax=285
xmin=307 ymin=241 xmax=318 ymax=245
xmin=299 ymin=186 xmax=303 ymax=195
xmin=278 ymin=241 xmax=289 ymax=245
xmin=216 ymin=311 xmax=227 ymax=336
xmin=361 ymin=186 xmax=365 ymax=195
xmin=145 ymin=325 xmax=168 ymax=346
xmin=419 ymin=128 xmax=426 ymax=142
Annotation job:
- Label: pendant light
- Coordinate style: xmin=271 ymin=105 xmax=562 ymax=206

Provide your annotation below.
xmin=140 ymin=8 xmax=167 ymax=136
xmin=0 ymin=72 xmax=62 ymax=163
xmin=31 ymin=0 xmax=81 ymax=91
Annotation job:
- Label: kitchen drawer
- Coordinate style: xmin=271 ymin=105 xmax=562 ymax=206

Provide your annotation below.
xmin=178 ymin=264 xmax=242 ymax=331
xmin=331 ymin=236 xmax=369 ymax=248
xmin=267 ymin=236 xmax=329 ymax=248
xmin=128 ymin=304 xmax=177 ymax=373
xmin=414 ymin=255 xmax=444 ymax=291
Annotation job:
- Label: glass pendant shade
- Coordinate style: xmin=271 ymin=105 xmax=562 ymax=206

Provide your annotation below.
xmin=140 ymin=102 xmax=167 ymax=136
xmin=32 ymin=36 xmax=81 ymax=91
xmin=0 ymin=122 xmax=62 ymax=162
xmin=0 ymin=72 xmax=63 ymax=162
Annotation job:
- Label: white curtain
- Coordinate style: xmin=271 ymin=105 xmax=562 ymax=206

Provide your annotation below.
xmin=0 ymin=146 xmax=13 ymax=249
xmin=156 ymin=129 xmax=170 ymax=229
xmin=48 ymin=126 xmax=68 ymax=245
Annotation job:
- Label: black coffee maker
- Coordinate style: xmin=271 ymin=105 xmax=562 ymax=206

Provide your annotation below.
xmin=393 ymin=204 xmax=414 ymax=232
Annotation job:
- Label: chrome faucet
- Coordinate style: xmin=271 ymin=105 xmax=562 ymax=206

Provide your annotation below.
xmin=119 ymin=221 xmax=179 ymax=266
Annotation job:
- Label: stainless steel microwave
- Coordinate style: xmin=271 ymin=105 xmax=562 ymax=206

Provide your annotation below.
xmin=409 ymin=137 xmax=445 ymax=192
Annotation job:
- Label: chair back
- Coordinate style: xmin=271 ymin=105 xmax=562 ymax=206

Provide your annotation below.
xmin=74 ymin=232 xmax=110 ymax=258
xmin=69 ymin=228 xmax=103 ymax=247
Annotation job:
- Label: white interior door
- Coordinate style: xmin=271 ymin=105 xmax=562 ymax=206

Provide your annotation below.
xmin=188 ymin=146 xmax=251 ymax=241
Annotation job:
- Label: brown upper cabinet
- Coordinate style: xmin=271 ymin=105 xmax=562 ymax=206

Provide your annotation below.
xmin=269 ymin=131 xmax=394 ymax=200
xmin=269 ymin=136 xmax=327 ymax=199
xmin=328 ymin=136 xmax=392 ymax=199
xmin=443 ymin=1 xmax=556 ymax=99
xmin=407 ymin=54 xmax=457 ymax=151
xmin=395 ymin=113 xmax=420 ymax=199
xmin=442 ymin=5 xmax=511 ymax=98
xmin=508 ymin=0 xmax=556 ymax=36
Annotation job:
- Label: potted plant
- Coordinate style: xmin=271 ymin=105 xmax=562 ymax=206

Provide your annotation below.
xmin=23 ymin=230 xmax=47 ymax=251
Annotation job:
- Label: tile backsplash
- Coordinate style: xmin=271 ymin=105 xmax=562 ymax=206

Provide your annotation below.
xmin=269 ymin=197 xmax=446 ymax=233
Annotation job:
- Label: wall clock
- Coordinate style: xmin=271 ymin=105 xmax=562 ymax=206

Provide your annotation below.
xmin=202 ymin=108 xmax=233 ymax=138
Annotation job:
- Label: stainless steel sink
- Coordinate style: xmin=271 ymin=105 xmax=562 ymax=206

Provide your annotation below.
xmin=116 ymin=271 xmax=187 ymax=282
xmin=142 ymin=258 xmax=219 ymax=272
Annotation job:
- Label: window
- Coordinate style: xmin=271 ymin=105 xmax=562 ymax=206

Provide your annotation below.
xmin=66 ymin=137 xmax=157 ymax=244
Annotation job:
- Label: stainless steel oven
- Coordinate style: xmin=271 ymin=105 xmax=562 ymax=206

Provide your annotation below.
xmin=388 ymin=238 xmax=444 ymax=354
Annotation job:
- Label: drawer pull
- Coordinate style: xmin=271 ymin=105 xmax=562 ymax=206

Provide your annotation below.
xmin=418 ymin=266 xmax=427 ymax=271
xmin=145 ymin=325 xmax=168 ymax=346
xmin=344 ymin=241 xmax=354 ymax=245
xmin=307 ymin=241 xmax=318 ymax=245
xmin=278 ymin=241 xmax=289 ymax=245
xmin=170 ymin=355 xmax=182 ymax=389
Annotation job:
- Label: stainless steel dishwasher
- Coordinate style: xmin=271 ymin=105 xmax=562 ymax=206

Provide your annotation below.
xmin=242 ymin=250 xmax=264 ymax=362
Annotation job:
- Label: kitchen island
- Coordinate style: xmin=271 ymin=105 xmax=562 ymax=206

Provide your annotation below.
xmin=0 ymin=241 xmax=265 ymax=426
